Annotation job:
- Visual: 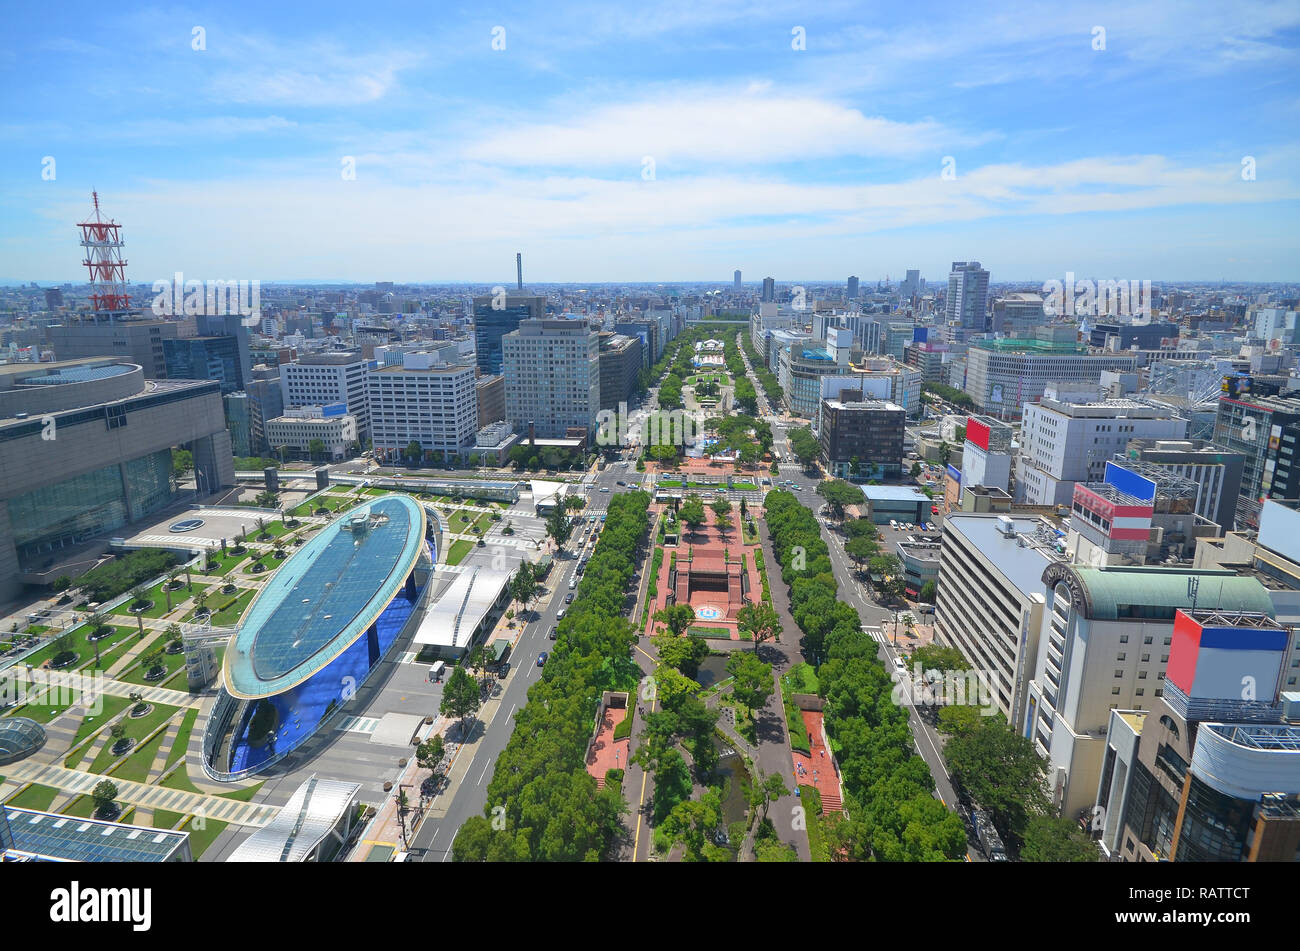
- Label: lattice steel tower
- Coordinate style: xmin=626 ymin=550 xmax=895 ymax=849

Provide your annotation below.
xmin=77 ymin=191 xmax=132 ymax=317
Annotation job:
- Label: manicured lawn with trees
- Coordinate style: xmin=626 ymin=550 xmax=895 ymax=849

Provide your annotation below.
xmin=4 ymin=782 xmax=60 ymax=810
xmin=87 ymin=703 xmax=179 ymax=775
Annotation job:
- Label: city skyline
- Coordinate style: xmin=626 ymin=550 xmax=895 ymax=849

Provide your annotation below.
xmin=3 ymin=1 xmax=1299 ymax=282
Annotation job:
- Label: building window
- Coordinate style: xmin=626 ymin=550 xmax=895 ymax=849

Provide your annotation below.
xmin=1144 ymin=636 xmax=1153 ymax=644
xmin=1114 ymin=669 xmax=1123 ymax=678
xmin=1112 ymin=686 xmax=1121 ymax=695
xmin=1117 ymin=652 xmax=1126 ymax=661
xmin=1120 ymin=635 xmax=1129 ymax=644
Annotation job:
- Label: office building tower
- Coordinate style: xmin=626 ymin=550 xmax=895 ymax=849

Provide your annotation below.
xmin=1121 ymin=438 xmax=1244 ymax=533
xmin=1017 ymin=396 xmax=1187 ymax=507
xmin=817 ymin=396 xmax=904 ymax=480
xmin=847 ymin=276 xmax=860 ymax=300
xmin=265 ymin=404 xmax=359 ymax=462
xmin=597 ymin=332 xmax=642 ymax=411
xmin=279 ymin=351 xmax=372 ymax=441
xmin=46 ymin=319 xmax=178 ymax=380
xmin=1213 ymin=391 xmax=1300 ymax=527
xmin=945 ymin=261 xmax=990 ymax=331
xmin=475 ymin=374 xmax=506 ymax=428
xmin=473 ymin=293 xmax=545 ymax=376
xmin=366 ymin=352 xmax=478 ymax=463
xmin=964 ymin=334 xmax=1143 ymax=417
xmin=503 ymin=319 xmax=601 ymax=439
xmin=733 ymin=270 xmax=742 ymax=292
xmin=761 ymin=277 xmax=776 ymax=303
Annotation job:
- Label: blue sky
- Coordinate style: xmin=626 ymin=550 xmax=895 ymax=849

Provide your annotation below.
xmin=2 ymin=1 xmax=1298 ymax=283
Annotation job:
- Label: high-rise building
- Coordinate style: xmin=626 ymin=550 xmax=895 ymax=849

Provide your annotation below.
xmin=776 ymin=327 xmax=855 ymax=418
xmin=279 ymin=351 xmax=372 ymax=441
xmin=761 ymin=277 xmax=776 ymax=303
xmin=733 ymin=270 xmax=742 ymax=292
xmin=847 ymin=275 xmax=860 ymax=300
xmin=503 ymin=319 xmax=601 ymax=439
xmin=945 ymin=261 xmax=990 ymax=331
xmin=1017 ymin=396 xmax=1187 ymax=506
xmin=1029 ymin=568 xmax=1280 ymax=824
xmin=46 ymin=318 xmax=178 ymax=379
xmin=473 ymin=293 xmax=545 ymax=376
xmin=1095 ymin=608 xmax=1300 ymax=862
xmin=900 ymin=269 xmax=922 ymax=301
xmin=475 ymin=374 xmax=506 ymax=428
xmin=1121 ymin=438 xmax=1244 ymax=533
xmin=0 ymin=358 xmax=233 ymax=600
xmin=1213 ymin=391 xmax=1300 ymax=527
xmin=366 ymin=352 xmax=478 ymax=463
xmin=163 ymin=334 xmax=248 ymax=395
xmin=597 ymin=332 xmax=642 ymax=411
xmin=817 ymin=396 xmax=904 ymax=480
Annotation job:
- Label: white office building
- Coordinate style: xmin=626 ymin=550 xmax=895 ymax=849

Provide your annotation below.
xmin=503 ymin=319 xmax=601 ymax=439
xmin=1016 ymin=396 xmax=1187 ymax=507
xmin=366 ymin=351 xmax=478 ymax=463
xmin=279 ymin=351 xmax=372 ymax=440
xmin=933 ymin=513 xmax=1060 ymax=726
xmin=264 ymin=405 xmax=358 ymax=461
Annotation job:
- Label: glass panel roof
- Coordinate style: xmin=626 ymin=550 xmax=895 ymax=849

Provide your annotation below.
xmin=225 ymin=494 xmax=425 ymax=697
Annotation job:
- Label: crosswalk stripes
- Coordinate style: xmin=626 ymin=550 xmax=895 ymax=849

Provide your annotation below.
xmin=862 ymin=626 xmax=885 ymax=644
xmin=336 ymin=715 xmax=380 ymax=735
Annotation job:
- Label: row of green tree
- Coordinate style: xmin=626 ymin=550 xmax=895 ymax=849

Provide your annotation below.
xmin=763 ymin=490 xmax=968 ymax=860
xmin=452 ymin=491 xmax=651 ymax=860
xmin=922 ymin=382 xmax=976 ymax=410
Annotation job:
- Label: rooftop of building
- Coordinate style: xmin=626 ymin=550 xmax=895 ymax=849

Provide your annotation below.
xmin=970 ymin=337 xmax=1084 ymax=354
xmin=860 ymin=484 xmax=930 ymax=502
xmin=3 ymin=806 xmax=190 ymax=861
xmin=1050 ymin=565 xmax=1274 ymax=621
xmin=822 ymin=398 xmax=904 ymax=412
xmin=223 ymin=494 xmax=427 ymax=699
xmin=944 ymin=513 xmax=1062 ymax=597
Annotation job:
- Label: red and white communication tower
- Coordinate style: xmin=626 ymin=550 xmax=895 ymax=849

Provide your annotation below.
xmin=77 ymin=191 xmax=132 ymax=314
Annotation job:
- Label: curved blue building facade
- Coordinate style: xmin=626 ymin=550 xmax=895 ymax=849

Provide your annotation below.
xmin=202 ymin=495 xmax=431 ymax=781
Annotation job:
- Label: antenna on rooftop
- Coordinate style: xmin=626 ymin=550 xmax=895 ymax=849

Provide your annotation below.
xmin=1187 ymin=575 xmax=1200 ymax=614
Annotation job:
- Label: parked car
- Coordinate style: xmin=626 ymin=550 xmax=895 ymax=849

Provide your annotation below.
xmin=495 ymin=662 xmax=510 ymax=679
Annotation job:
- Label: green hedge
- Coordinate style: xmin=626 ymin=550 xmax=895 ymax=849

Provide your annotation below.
xmin=76 ymin=550 xmax=178 ymax=604
xmin=613 ymin=714 xmax=633 ymax=741
xmin=800 ymin=785 xmax=832 ymax=862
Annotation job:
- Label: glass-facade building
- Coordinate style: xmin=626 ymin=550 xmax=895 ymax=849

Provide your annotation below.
xmin=9 ymin=449 xmax=174 ymax=571
xmin=163 ymin=335 xmax=248 ymax=394
xmin=203 ymin=494 xmax=432 ymax=780
xmin=473 ymin=294 xmax=545 ymax=375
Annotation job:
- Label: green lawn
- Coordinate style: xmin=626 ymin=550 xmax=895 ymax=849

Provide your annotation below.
xmin=783 ymin=662 xmax=820 ymax=697
xmin=107 ymin=720 xmax=171 ymax=784
xmin=688 ymin=626 xmax=731 ymax=638
xmin=61 ymin=795 xmax=99 ymax=819
xmin=181 ymin=814 xmax=228 ymax=859
xmin=118 ymin=642 xmax=188 ymax=687
xmin=166 ymin=708 xmax=199 ymax=771
xmin=200 ymin=551 xmax=248 ymax=576
xmin=445 ymin=539 xmax=473 ymax=566
xmin=5 ymin=782 xmax=60 ymax=810
xmin=21 ymin=622 xmax=137 ymax=672
xmin=86 ymin=703 xmax=180 ymax=775
xmin=210 ymin=588 xmax=258 ymax=627
xmin=153 ymin=808 xmax=185 ymax=830
xmin=470 ymin=512 xmax=495 ymax=534
xmin=68 ymin=694 xmax=131 ymax=748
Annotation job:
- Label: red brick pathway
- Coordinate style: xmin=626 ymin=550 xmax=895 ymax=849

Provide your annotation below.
xmin=791 ymin=710 xmax=842 ymax=813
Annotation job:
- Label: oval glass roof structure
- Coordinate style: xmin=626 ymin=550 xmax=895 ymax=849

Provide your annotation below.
xmin=0 ymin=717 xmax=47 ymax=765
xmin=223 ymin=494 xmax=427 ymax=699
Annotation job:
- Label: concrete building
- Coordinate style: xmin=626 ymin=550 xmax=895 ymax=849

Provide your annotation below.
xmin=1017 ymin=395 xmax=1187 ymax=507
xmin=475 ymin=373 xmax=506 ymax=428
xmin=960 ymin=415 xmax=1014 ymax=495
xmin=265 ymin=405 xmax=358 ymax=461
xmin=1121 ymin=438 xmax=1244 ymax=534
xmin=597 ymin=332 xmax=642 ymax=411
xmin=366 ymin=351 xmax=478 ymax=464
xmin=503 ymin=318 xmax=601 ymax=440
xmin=991 ymin=292 xmax=1045 ymax=336
xmin=945 ymin=261 xmax=990 ymax=332
xmin=1089 ymin=322 xmax=1180 ymax=351
xmin=898 ymin=537 xmax=942 ymax=599
xmin=934 ymin=513 xmax=1060 ymax=726
xmin=46 ymin=318 xmax=178 ymax=379
xmin=0 ymin=358 xmax=233 ymax=599
xmin=964 ymin=335 xmax=1143 ymax=417
xmin=472 ymin=293 xmax=546 ymax=376
xmin=1024 ymin=565 xmax=1274 ymax=820
xmin=1096 ymin=609 xmax=1300 ymax=862
xmin=244 ymin=364 xmax=284 ymax=457
xmin=860 ymin=484 xmax=931 ymax=526
xmin=831 ymin=359 xmax=923 ymax=418
xmin=817 ymin=396 xmax=904 ymax=480
xmin=777 ymin=328 xmax=855 ymax=418
xmin=847 ymin=275 xmax=859 ymax=300
xmin=1213 ymin=391 xmax=1300 ymax=527
xmin=280 ymin=351 xmax=372 ymax=441
xmin=761 ymin=277 xmax=775 ymax=303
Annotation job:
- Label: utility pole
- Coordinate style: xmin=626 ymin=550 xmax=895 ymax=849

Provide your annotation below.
xmin=395 ymin=784 xmax=411 ymax=852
